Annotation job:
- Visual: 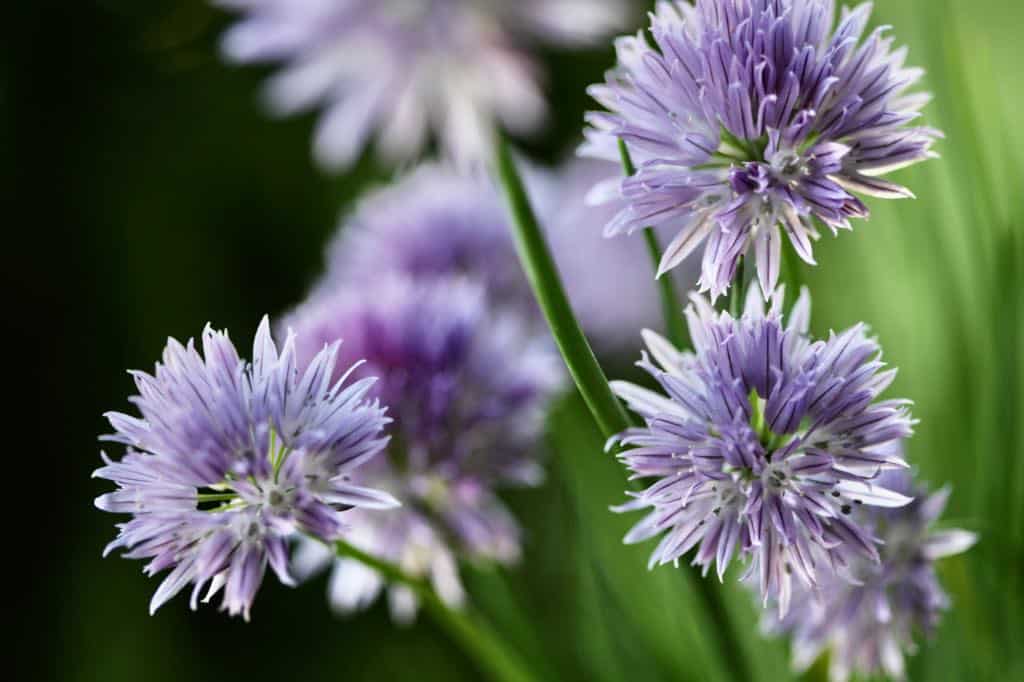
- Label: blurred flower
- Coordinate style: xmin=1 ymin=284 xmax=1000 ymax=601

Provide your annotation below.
xmin=320 ymin=161 xmax=685 ymax=353
xmin=764 ymin=471 xmax=977 ymax=681
xmin=611 ymin=286 xmax=915 ymax=616
xmin=284 ymin=276 xmax=563 ymax=620
xmin=94 ymin=318 xmax=397 ymax=620
xmin=583 ymin=0 xmax=939 ymax=298
xmin=216 ymin=0 xmax=632 ymax=168
xmin=534 ymin=156 xmax=698 ymax=352
xmin=319 ymin=164 xmax=531 ymax=312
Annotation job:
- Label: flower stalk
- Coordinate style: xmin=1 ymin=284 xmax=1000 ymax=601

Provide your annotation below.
xmin=618 ymin=140 xmax=689 ymax=349
xmin=729 ymin=256 xmax=747 ymax=317
xmin=496 ymin=131 xmax=755 ymax=682
xmin=493 ymin=130 xmax=631 ymax=438
xmin=334 ymin=540 xmax=537 ymax=682
xmin=619 ymin=139 xmax=754 ymax=682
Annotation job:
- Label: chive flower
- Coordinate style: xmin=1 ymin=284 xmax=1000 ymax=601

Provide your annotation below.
xmin=612 ymin=286 xmax=914 ymax=615
xmin=764 ymin=472 xmax=977 ymax=681
xmin=285 ymin=276 xmax=563 ymax=620
xmin=217 ymin=0 xmax=632 ymax=168
xmin=584 ymin=0 xmax=939 ymax=298
xmin=94 ymin=318 xmax=398 ymax=620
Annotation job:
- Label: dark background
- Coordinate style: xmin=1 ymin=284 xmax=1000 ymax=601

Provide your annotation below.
xmin=8 ymin=1 xmax=1022 ymax=680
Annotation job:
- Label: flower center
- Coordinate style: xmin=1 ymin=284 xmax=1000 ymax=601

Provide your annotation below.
xmin=194 ymin=429 xmax=296 ymax=513
xmin=748 ymin=389 xmax=788 ymax=456
xmin=260 ymin=482 xmax=294 ymax=511
xmin=768 ymin=149 xmax=808 ymax=184
xmin=761 ymin=462 xmax=790 ymax=492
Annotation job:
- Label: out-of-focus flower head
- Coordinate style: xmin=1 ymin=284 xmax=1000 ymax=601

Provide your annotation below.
xmin=583 ymin=0 xmax=939 ymax=299
xmin=319 ymin=164 xmax=531 ymax=312
xmin=764 ymin=470 xmax=977 ymax=681
xmin=612 ymin=285 xmax=916 ymax=616
xmin=284 ymin=275 xmax=563 ymax=620
xmin=94 ymin=318 xmax=397 ymax=620
xmin=217 ymin=0 xmax=633 ymax=168
xmin=320 ymin=161 xmax=688 ymax=353
xmin=534 ymin=156 xmax=698 ymax=353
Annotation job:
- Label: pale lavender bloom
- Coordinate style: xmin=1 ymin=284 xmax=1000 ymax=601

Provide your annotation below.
xmin=611 ymin=286 xmax=914 ymax=616
xmin=584 ymin=0 xmax=939 ymax=298
xmin=217 ymin=0 xmax=632 ymax=168
xmin=284 ymin=276 xmax=563 ymax=619
xmin=534 ymin=156 xmax=698 ymax=352
xmin=320 ymin=161 xmax=683 ymax=352
xmin=764 ymin=471 xmax=977 ymax=681
xmin=94 ymin=318 xmax=397 ymax=620
xmin=319 ymin=164 xmax=531 ymax=312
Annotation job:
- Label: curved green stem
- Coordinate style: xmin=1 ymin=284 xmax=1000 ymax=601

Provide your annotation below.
xmin=493 ymin=131 xmax=631 ymax=438
xmin=496 ymin=132 xmax=760 ymax=682
xmin=334 ymin=541 xmax=536 ymax=682
xmin=618 ymin=140 xmax=689 ymax=349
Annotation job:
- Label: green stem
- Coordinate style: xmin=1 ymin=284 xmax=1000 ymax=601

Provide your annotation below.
xmin=493 ymin=131 xmax=631 ymax=439
xmin=729 ymin=256 xmax=747 ymax=318
xmin=618 ymin=140 xmax=689 ymax=349
xmin=691 ymin=579 xmax=756 ymax=682
xmin=618 ymin=141 xmax=755 ymax=682
xmin=497 ymin=132 xmax=758 ymax=682
xmin=334 ymin=541 xmax=536 ymax=682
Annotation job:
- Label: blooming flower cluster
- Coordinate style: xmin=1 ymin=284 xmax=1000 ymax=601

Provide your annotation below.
xmin=582 ymin=1 xmax=974 ymax=674
xmin=763 ymin=471 xmax=977 ymax=681
xmin=93 ymin=2 xmax=977 ymax=677
xmin=611 ymin=286 xmax=916 ymax=616
xmin=217 ymin=0 xmax=632 ymax=168
xmin=584 ymin=0 xmax=939 ymax=298
xmin=94 ymin=318 xmax=398 ymax=619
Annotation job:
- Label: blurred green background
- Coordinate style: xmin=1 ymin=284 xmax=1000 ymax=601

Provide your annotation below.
xmin=12 ymin=0 xmax=1021 ymax=680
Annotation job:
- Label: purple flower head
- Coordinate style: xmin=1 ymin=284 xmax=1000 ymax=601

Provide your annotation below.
xmin=94 ymin=317 xmax=398 ymax=620
xmin=217 ymin=0 xmax=632 ymax=168
xmin=319 ymin=164 xmax=531 ymax=313
xmin=611 ymin=285 xmax=915 ymax=616
xmin=284 ymin=275 xmax=563 ymax=619
xmin=584 ymin=0 xmax=939 ymax=298
xmin=764 ymin=471 xmax=977 ymax=681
